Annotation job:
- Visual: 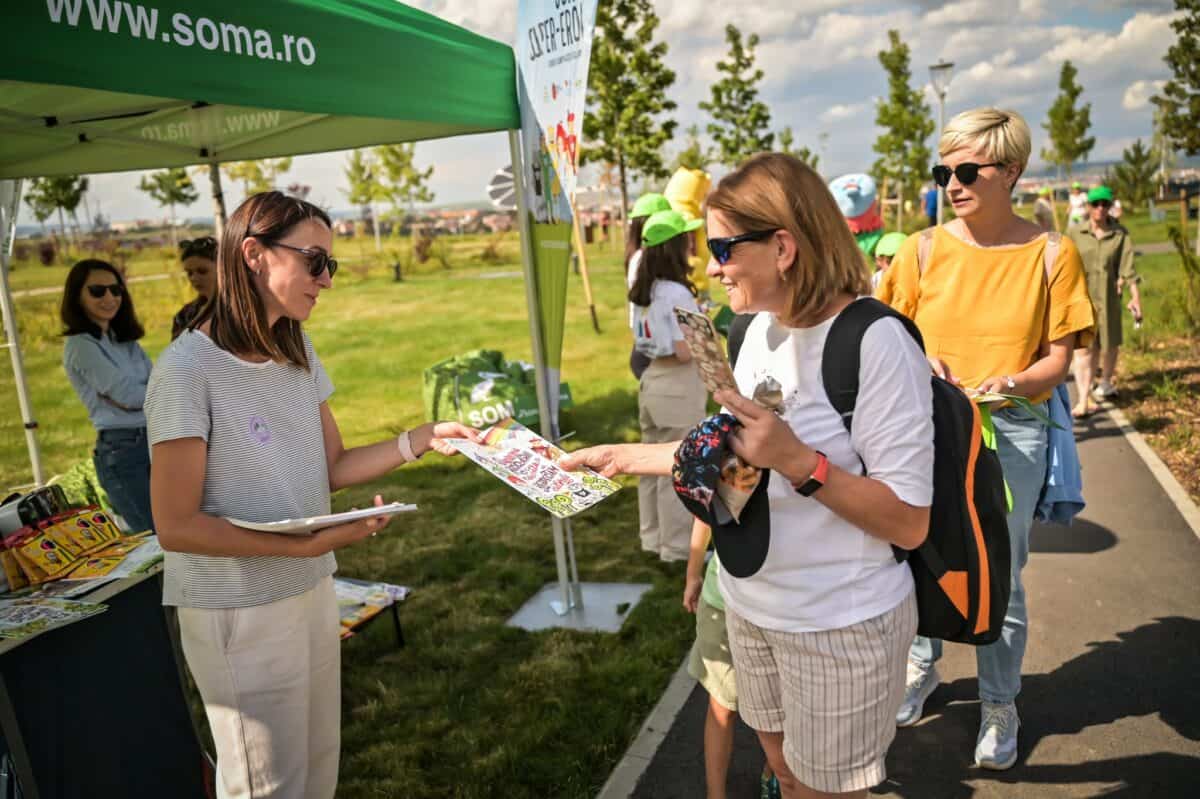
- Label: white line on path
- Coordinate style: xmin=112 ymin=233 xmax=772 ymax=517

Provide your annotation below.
xmin=1104 ymin=404 xmax=1200 ymax=541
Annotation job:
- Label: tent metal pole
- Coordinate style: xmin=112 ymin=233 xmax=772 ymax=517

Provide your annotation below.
xmin=508 ymin=130 xmax=573 ymax=615
xmin=0 ymin=179 xmax=45 ymax=487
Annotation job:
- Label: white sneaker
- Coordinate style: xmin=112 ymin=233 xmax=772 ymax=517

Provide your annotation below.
xmin=1091 ymin=381 xmax=1117 ymax=401
xmin=896 ymin=663 xmax=940 ymax=727
xmin=975 ymin=701 xmax=1020 ymax=770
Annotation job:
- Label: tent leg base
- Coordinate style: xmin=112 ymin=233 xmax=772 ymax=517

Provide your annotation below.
xmin=507 ymin=582 xmax=651 ymax=633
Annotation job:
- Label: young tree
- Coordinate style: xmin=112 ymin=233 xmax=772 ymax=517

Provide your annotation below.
xmin=583 ymin=0 xmax=678 ymax=220
xmin=222 ymin=158 xmax=293 ymax=195
xmin=700 ymin=24 xmax=774 ymax=167
xmin=673 ymin=124 xmax=714 ymax=172
xmin=25 ymin=176 xmax=88 ymax=256
xmin=1107 ymin=139 xmax=1158 ymax=212
xmin=342 ymin=149 xmax=386 ymax=253
xmin=1152 ymin=0 xmax=1200 ymax=156
xmin=374 ymin=143 xmax=434 ymax=221
xmin=872 ymin=30 xmax=934 ymax=208
xmin=1151 ymin=107 xmax=1178 ymax=198
xmin=138 ymin=167 xmax=199 ymax=248
xmin=777 ymin=127 xmax=820 ymax=170
xmin=1041 ymin=61 xmax=1095 ymax=178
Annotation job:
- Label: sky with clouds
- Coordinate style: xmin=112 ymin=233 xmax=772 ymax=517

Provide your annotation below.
xmin=37 ymin=0 xmax=1181 ymax=225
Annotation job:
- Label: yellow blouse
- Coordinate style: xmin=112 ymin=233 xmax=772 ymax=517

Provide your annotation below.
xmin=875 ymin=227 xmax=1095 ymax=404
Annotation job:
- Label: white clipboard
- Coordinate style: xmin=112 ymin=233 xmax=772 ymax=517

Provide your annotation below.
xmin=225 ymin=502 xmax=418 ymax=535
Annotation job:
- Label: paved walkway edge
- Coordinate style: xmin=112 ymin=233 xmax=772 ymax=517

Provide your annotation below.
xmin=1105 ymin=404 xmax=1200 ymax=541
xmin=596 ymin=657 xmax=693 ymax=799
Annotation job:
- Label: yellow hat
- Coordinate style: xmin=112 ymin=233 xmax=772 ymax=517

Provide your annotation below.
xmin=664 ymin=167 xmax=712 ymax=220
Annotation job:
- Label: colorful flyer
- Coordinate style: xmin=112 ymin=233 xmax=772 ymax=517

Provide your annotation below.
xmin=0 ymin=597 xmax=107 ymax=640
xmin=673 ymin=307 xmax=739 ymax=396
xmin=444 ymin=418 xmax=620 ymax=518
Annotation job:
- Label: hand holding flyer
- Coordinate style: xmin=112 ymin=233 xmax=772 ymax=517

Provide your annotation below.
xmin=444 ymin=418 xmax=620 ymax=518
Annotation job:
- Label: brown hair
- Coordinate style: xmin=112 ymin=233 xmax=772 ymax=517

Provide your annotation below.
xmin=624 ymin=215 xmax=647 ymax=269
xmin=628 ymin=234 xmax=694 ymax=307
xmin=60 ymin=259 xmax=145 ymax=342
xmin=193 ymin=191 xmax=331 ymax=368
xmin=706 ymin=153 xmax=869 ymax=324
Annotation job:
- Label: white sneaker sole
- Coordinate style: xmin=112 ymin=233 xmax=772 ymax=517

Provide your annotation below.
xmin=975 ymin=749 xmax=1019 ymax=770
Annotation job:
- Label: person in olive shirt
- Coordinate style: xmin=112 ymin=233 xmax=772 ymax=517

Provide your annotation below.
xmin=1068 ymin=185 xmax=1142 ymax=418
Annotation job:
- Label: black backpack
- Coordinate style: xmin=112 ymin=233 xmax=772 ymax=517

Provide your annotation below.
xmin=727 ymin=299 xmax=1011 ymax=645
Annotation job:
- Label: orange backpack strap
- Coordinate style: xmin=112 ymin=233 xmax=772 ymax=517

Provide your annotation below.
xmin=917 ymin=227 xmax=935 ymax=275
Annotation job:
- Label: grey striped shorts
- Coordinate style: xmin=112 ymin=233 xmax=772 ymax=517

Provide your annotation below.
xmin=725 ymin=590 xmax=919 ymax=793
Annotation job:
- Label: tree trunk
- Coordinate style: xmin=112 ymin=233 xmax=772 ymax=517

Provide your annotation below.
xmin=617 ymin=153 xmax=629 ymax=253
xmin=56 ymin=207 xmax=69 ymax=262
xmin=208 ymin=163 xmax=227 ymax=242
xmin=169 ymin=200 xmax=178 ymax=249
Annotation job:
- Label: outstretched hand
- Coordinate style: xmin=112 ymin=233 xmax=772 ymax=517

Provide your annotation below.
xmin=559 ymin=445 xmax=626 ymax=478
xmin=414 ymin=421 xmax=482 ymax=457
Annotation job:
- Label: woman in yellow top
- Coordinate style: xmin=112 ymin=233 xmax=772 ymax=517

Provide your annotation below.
xmin=876 ymin=108 xmax=1094 ymax=771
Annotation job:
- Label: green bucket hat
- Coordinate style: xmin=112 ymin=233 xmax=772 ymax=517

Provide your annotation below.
xmin=1071 ymin=181 xmax=1082 ymax=190
xmin=1087 ymin=185 xmax=1114 ymax=204
xmin=630 ymin=193 xmax=672 ymax=219
xmin=641 ymin=209 xmax=703 ymax=248
xmin=875 ymin=232 xmax=907 ymax=259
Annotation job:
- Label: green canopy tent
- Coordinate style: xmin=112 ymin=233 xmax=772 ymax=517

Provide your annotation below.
xmin=0 ymin=0 xmax=592 ymax=633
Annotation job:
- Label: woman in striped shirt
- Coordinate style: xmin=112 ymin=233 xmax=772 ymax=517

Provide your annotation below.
xmin=146 ymin=191 xmax=478 ymax=799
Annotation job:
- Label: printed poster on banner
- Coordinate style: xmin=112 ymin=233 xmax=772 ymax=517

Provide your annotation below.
xmin=515 ymin=0 xmax=597 ymax=225
xmin=445 ymin=418 xmax=619 ymax=518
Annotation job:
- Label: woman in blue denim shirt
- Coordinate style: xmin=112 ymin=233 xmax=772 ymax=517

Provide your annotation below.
xmin=61 ymin=259 xmax=154 ymax=533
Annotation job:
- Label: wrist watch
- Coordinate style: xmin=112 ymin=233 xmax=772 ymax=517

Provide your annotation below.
xmin=1003 ymin=375 xmax=1016 ymax=391
xmin=792 ymin=451 xmax=829 ymax=497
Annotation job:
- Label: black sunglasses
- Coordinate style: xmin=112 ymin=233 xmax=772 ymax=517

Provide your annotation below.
xmin=707 ymin=229 xmax=778 ymax=265
xmin=1090 ymin=200 xmax=1112 ymax=209
xmin=85 ymin=283 xmax=124 ymax=299
xmin=931 ymin=162 xmax=1004 ymax=188
xmin=256 ymin=238 xmax=338 ymax=278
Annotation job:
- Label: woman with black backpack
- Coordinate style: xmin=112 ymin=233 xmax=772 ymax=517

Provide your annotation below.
xmin=565 ymin=153 xmax=935 ymax=799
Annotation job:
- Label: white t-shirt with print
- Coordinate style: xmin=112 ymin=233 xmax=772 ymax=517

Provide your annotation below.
xmin=630 ymin=280 xmax=698 ymax=359
xmin=718 ymin=309 xmax=934 ymax=633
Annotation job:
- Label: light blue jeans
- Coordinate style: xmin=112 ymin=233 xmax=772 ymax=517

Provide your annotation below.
xmin=909 ymin=403 xmax=1049 ymax=704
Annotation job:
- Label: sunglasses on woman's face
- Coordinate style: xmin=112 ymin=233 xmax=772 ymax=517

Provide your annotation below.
xmin=707 ymin=229 xmax=778 ymax=265
xmin=261 ymin=240 xmax=338 ymax=278
xmin=85 ymin=283 xmax=124 ymax=299
xmin=931 ymin=162 xmax=1004 ymax=188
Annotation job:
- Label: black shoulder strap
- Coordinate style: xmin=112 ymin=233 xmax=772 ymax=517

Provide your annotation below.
xmin=726 ymin=312 xmax=756 ymax=369
xmin=822 ymin=297 xmax=925 ymax=435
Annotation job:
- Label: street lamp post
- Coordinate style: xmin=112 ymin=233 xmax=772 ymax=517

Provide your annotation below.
xmin=929 ymin=59 xmax=955 ymax=226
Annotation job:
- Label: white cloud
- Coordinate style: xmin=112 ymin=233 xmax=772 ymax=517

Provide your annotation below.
xmin=1123 ymin=79 xmax=1167 ymax=110
xmin=821 ymin=102 xmax=871 ymax=123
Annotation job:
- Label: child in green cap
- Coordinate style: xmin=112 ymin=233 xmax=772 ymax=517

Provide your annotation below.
xmin=627 ymin=193 xmax=674 ymax=379
xmin=628 ymin=209 xmax=706 ymax=561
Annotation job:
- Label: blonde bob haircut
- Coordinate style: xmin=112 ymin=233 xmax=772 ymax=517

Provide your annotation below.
xmin=706 ymin=152 xmax=869 ymax=325
xmin=939 ymin=107 xmax=1032 ymax=188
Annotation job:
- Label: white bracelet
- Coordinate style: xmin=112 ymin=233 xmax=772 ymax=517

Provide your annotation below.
xmin=397 ymin=430 xmax=420 ymax=463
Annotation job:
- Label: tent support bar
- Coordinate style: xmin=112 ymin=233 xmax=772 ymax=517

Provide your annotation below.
xmin=508 ymin=129 xmax=576 ymax=615
xmin=0 ymin=178 xmax=44 ymax=488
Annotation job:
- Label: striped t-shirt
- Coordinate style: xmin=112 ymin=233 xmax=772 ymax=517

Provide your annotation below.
xmin=145 ymin=329 xmax=337 ymax=609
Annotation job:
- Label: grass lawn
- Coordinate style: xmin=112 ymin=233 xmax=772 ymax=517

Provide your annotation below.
xmin=1 ymin=235 xmax=695 ymax=798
